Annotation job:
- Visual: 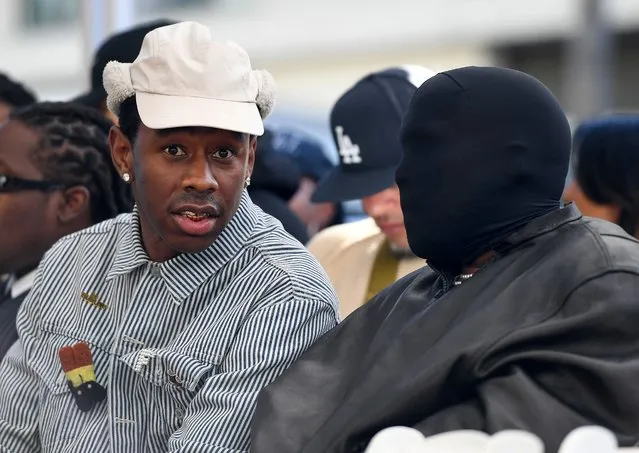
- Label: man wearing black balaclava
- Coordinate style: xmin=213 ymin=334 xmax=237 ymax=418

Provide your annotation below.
xmin=398 ymin=66 xmax=570 ymax=279
xmin=250 ymin=66 xmax=639 ymax=453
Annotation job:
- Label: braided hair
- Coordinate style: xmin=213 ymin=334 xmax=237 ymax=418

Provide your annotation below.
xmin=10 ymin=101 xmax=133 ymax=223
xmin=0 ymin=72 xmax=37 ymax=108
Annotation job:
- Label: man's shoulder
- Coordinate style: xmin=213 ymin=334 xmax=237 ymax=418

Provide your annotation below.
xmin=532 ymin=216 xmax=639 ymax=298
xmin=245 ymin=215 xmax=339 ymax=304
xmin=43 ymin=213 xmax=132 ymax=264
xmin=570 ymin=217 xmax=639 ymax=271
xmin=307 ymin=218 xmax=382 ymax=255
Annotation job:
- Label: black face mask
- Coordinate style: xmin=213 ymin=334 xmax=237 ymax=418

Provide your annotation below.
xmin=397 ymin=66 xmax=571 ymax=276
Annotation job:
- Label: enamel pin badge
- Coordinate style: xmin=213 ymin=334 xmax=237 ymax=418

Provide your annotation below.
xmin=58 ymin=342 xmax=107 ymax=412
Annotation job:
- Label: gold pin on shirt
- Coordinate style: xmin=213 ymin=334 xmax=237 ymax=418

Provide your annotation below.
xmin=81 ymin=291 xmax=108 ymax=310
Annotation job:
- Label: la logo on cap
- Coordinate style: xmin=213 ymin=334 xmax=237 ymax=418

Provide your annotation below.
xmin=335 ymin=126 xmax=362 ymax=165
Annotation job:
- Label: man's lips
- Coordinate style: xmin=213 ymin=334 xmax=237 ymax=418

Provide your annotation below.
xmin=170 ymin=204 xmax=221 ymax=218
xmin=170 ymin=204 xmax=221 ymax=236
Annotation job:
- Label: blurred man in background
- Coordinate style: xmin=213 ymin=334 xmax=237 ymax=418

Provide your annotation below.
xmin=307 ymin=66 xmax=434 ymax=318
xmin=270 ymin=127 xmax=343 ymax=237
xmin=563 ymin=114 xmax=639 ymax=238
xmin=0 ymin=72 xmax=37 ymax=303
xmin=72 ymin=19 xmax=174 ymax=123
xmin=249 ymin=129 xmax=310 ymax=243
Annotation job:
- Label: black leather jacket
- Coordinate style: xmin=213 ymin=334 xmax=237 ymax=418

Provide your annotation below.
xmin=252 ymin=205 xmax=639 ymax=453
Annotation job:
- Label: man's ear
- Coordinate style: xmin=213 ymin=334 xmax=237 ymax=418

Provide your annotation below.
xmin=109 ymin=126 xmax=134 ymax=181
xmin=57 ymin=185 xmax=91 ymax=224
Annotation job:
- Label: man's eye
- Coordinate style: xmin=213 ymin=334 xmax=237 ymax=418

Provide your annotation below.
xmin=162 ymin=145 xmax=186 ymax=156
xmin=213 ymin=148 xmax=234 ymax=159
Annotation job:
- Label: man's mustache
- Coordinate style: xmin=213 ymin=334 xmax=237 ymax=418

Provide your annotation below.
xmin=170 ymin=194 xmax=223 ymax=216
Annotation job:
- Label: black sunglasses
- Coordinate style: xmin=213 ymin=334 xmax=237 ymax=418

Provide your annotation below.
xmin=0 ymin=173 xmax=66 ymax=193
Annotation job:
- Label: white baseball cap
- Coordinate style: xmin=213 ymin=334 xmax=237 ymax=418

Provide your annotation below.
xmin=102 ymin=21 xmax=276 ymax=136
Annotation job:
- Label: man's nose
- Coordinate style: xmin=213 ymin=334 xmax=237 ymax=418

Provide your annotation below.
xmin=182 ymin=155 xmax=219 ymax=192
xmin=366 ymin=200 xmax=391 ymax=220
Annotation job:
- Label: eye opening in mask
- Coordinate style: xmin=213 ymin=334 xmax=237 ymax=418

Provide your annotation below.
xmin=0 ymin=173 xmax=67 ymax=193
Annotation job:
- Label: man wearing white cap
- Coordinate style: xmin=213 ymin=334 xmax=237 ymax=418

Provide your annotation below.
xmin=0 ymin=21 xmax=338 ymax=452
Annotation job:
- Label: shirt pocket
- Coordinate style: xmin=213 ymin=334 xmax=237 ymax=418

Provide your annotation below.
xmin=28 ymin=330 xmax=111 ymax=451
xmin=40 ymin=313 xmax=114 ymax=355
xmin=31 ymin=330 xmax=109 ymax=389
xmin=120 ymin=348 xmax=218 ymax=429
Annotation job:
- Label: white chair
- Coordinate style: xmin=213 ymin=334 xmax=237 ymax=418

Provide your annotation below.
xmin=364 ymin=426 xmax=429 ymax=453
xmin=558 ymin=426 xmax=639 ymax=453
xmin=365 ymin=427 xmax=541 ymax=453
xmin=558 ymin=426 xmax=618 ymax=453
xmin=487 ymin=430 xmax=544 ymax=453
xmin=365 ymin=425 xmax=639 ymax=452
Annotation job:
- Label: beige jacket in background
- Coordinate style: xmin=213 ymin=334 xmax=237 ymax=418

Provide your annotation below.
xmin=308 ymin=218 xmax=425 ymax=320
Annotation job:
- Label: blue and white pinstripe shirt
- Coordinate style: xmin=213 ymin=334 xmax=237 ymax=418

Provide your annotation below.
xmin=0 ymin=192 xmax=339 ymax=453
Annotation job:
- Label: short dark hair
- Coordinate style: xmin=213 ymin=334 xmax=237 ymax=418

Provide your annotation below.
xmin=118 ymin=95 xmax=141 ymax=145
xmin=10 ymin=101 xmax=133 ymax=223
xmin=117 ymin=95 xmax=253 ymax=145
xmin=0 ymin=72 xmax=37 ymax=108
xmin=573 ymin=114 xmax=639 ymax=237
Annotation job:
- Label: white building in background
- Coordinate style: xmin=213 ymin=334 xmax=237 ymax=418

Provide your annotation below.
xmin=2 ymin=0 xmax=639 ymax=115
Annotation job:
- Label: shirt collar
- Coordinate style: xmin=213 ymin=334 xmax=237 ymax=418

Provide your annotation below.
xmin=107 ymin=191 xmax=258 ymax=305
xmin=10 ymin=271 xmax=36 ymax=298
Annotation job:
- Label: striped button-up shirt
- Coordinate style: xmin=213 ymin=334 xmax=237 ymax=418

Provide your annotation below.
xmin=0 ymin=192 xmax=339 ymax=453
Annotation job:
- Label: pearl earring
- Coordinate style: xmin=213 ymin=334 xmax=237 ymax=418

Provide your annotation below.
xmin=122 ymin=172 xmax=131 ymax=183
xmin=245 ymin=177 xmax=251 ymax=187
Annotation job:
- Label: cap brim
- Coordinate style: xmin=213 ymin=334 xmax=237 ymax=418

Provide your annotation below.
xmin=136 ymin=92 xmax=264 ymax=136
xmin=312 ymin=166 xmax=398 ymax=203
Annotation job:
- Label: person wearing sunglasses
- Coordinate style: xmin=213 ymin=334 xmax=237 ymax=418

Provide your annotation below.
xmin=0 ymin=72 xmax=38 ymax=301
xmin=0 ymin=101 xmax=133 ymax=359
